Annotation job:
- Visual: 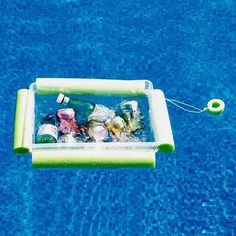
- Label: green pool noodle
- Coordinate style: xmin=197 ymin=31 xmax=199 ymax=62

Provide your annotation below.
xmin=36 ymin=78 xmax=153 ymax=96
xmin=22 ymin=88 xmax=35 ymax=150
xmin=14 ymin=89 xmax=30 ymax=154
xmin=147 ymin=89 xmax=175 ymax=152
xmin=32 ymin=149 xmax=156 ymax=168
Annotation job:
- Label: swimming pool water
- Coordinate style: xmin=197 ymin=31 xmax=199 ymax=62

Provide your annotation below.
xmin=0 ymin=0 xmax=235 ymax=235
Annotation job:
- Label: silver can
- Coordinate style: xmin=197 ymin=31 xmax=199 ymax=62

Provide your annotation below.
xmin=88 ymin=122 xmax=108 ymax=142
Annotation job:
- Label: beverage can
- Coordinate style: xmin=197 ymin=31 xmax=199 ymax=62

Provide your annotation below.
xmin=37 ymin=124 xmax=58 ymax=143
xmin=105 ymin=116 xmax=127 ymax=136
xmin=57 ymin=108 xmax=75 ymax=120
xmin=57 ymin=108 xmax=78 ymax=134
xmin=88 ymin=122 xmax=108 ymax=142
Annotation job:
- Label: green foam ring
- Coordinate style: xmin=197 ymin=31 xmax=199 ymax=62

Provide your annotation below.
xmin=14 ymin=89 xmax=30 ymax=154
xmin=32 ymin=149 xmax=156 ymax=168
xmin=36 ymin=78 xmax=153 ymax=96
xmin=207 ymin=99 xmax=225 ymax=115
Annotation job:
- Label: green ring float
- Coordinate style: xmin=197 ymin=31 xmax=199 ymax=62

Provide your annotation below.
xmin=207 ymin=99 xmax=225 ymax=115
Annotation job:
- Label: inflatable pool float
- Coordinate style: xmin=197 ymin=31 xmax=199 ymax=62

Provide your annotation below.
xmin=13 ymin=78 xmax=224 ymax=168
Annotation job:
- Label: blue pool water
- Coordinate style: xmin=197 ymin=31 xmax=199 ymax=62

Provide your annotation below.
xmin=1 ymin=0 xmax=235 ymax=235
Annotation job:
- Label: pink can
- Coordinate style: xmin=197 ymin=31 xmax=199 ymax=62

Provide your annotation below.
xmin=56 ymin=108 xmax=78 ymax=134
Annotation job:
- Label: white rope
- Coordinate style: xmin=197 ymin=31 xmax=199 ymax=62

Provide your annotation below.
xmin=166 ymin=98 xmax=207 ymax=113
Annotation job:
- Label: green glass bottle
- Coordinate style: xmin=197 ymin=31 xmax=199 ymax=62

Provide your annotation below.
xmin=56 ymin=94 xmax=115 ymax=123
xmin=37 ymin=114 xmax=58 ymax=143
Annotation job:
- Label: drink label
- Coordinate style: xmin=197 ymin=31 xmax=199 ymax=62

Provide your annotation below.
xmin=88 ymin=105 xmax=115 ymax=122
xmin=37 ymin=124 xmax=58 ymax=140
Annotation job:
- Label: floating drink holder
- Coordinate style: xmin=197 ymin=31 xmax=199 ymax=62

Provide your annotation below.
xmin=14 ymin=78 xmax=176 ymax=168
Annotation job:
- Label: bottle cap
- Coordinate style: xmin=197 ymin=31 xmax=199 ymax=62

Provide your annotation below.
xmin=56 ymin=93 xmax=65 ymax=104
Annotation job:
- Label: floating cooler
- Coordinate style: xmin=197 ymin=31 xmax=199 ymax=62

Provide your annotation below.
xmin=14 ymin=78 xmax=175 ymax=168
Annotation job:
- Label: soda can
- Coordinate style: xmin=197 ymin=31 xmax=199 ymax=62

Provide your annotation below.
xmin=105 ymin=116 xmax=127 ymax=136
xmin=57 ymin=134 xmax=78 ymax=143
xmin=37 ymin=124 xmax=58 ymax=143
xmin=88 ymin=122 xmax=108 ymax=142
xmin=56 ymin=108 xmax=78 ymax=134
xmin=57 ymin=108 xmax=75 ymax=120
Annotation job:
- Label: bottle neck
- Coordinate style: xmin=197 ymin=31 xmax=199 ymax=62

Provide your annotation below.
xmin=63 ymin=97 xmax=95 ymax=117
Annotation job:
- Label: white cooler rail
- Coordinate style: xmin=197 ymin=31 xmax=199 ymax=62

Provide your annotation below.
xmin=36 ymin=78 xmax=153 ymax=96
